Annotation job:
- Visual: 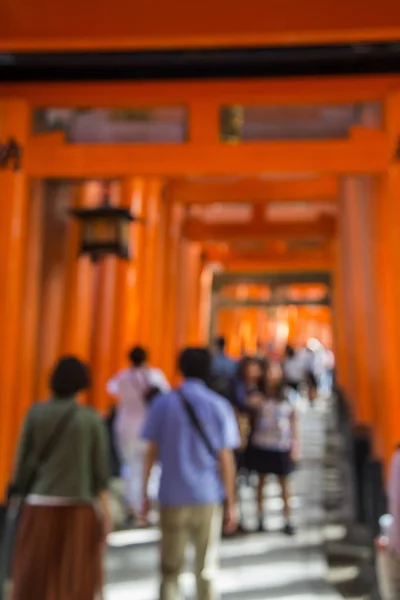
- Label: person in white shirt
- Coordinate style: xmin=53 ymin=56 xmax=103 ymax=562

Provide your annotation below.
xmin=107 ymin=346 xmax=170 ymax=521
xmin=282 ymin=345 xmax=306 ymax=391
xmin=320 ymin=347 xmax=335 ymax=390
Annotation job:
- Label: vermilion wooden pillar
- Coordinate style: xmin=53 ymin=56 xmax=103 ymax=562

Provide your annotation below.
xmin=34 ymin=182 xmax=92 ymax=401
xmin=176 ymin=240 xmax=203 ymax=348
xmin=162 ymin=201 xmax=184 ymax=383
xmin=13 ymin=180 xmax=44 ymax=430
xmin=332 ymin=234 xmax=350 ymax=394
xmin=138 ymin=178 xmax=165 ymax=361
xmin=0 ymin=99 xmax=29 ymax=496
xmin=111 ymin=177 xmax=144 ymax=376
xmin=59 ymin=181 xmax=97 ymax=363
xmin=338 ymin=176 xmax=376 ymax=425
xmin=370 ymin=92 xmax=400 ymax=466
xmin=198 ymin=263 xmax=216 ymax=346
xmin=115 ymin=179 xmax=174 ymax=380
xmin=133 ymin=180 xmax=150 ymax=348
xmin=371 ymin=172 xmax=400 ymax=466
xmin=187 ymin=244 xmax=203 ymax=346
xmin=150 ymin=184 xmax=171 ymax=369
xmin=88 ymin=181 xmax=119 ymax=415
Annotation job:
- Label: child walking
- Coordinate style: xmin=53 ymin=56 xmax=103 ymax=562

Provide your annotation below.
xmin=246 ymin=362 xmax=299 ymax=535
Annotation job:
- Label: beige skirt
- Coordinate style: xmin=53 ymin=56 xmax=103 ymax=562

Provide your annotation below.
xmin=11 ymin=504 xmax=103 ymax=600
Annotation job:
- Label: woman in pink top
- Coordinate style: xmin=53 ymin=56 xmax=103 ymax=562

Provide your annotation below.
xmin=387 ymin=448 xmax=400 ymax=554
xmin=376 ymin=447 xmax=400 ymax=599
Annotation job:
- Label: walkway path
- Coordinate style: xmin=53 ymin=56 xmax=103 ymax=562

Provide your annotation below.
xmin=105 ymin=399 xmax=342 ymax=599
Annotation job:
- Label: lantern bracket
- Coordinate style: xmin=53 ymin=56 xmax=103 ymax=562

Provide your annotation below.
xmin=394 ymin=138 xmax=400 ymax=161
xmin=0 ymin=138 xmax=22 ymax=171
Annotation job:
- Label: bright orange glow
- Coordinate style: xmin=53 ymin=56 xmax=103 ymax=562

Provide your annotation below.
xmin=216 ymin=302 xmax=333 ymax=358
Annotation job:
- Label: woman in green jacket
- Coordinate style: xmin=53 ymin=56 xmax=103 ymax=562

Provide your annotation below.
xmin=10 ymin=356 xmax=111 ymax=600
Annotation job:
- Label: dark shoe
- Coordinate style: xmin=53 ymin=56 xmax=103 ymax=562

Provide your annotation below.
xmin=236 ymin=523 xmax=248 ymax=535
xmin=283 ymin=523 xmax=295 ymax=536
xmin=223 ymin=523 xmax=248 ymax=538
xmin=124 ymin=513 xmax=136 ymax=529
xmin=257 ymin=517 xmax=267 ymax=533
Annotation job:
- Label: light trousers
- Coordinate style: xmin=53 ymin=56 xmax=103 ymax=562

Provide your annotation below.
xmin=377 ymin=547 xmax=400 ymax=600
xmin=159 ymin=504 xmax=223 ymax=600
xmin=117 ymin=437 xmax=160 ymax=512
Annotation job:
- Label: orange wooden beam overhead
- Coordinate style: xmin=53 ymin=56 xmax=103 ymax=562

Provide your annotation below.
xmin=2 ymin=76 xmax=399 ymax=105
xmin=204 ymin=243 xmax=332 ymax=262
xmin=25 ymin=128 xmax=389 ymax=177
xmin=1 ymin=0 xmax=400 ymax=51
xmin=183 ymin=215 xmax=336 ymax=242
xmin=172 ymin=175 xmax=339 ymax=204
xmin=222 ymin=257 xmax=333 ymax=272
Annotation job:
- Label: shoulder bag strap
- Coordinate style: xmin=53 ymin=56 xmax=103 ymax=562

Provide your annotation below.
xmin=23 ymin=404 xmax=78 ymax=496
xmin=177 ymin=389 xmax=218 ymax=460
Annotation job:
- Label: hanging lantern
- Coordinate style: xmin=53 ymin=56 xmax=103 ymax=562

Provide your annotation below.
xmin=70 ymin=182 xmax=137 ymax=261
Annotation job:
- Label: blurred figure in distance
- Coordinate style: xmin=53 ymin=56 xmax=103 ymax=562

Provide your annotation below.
xmin=107 ymin=346 xmax=170 ymax=524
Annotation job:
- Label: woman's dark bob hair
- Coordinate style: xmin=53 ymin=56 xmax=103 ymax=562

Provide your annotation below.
xmin=236 ymin=356 xmax=264 ymax=381
xmin=50 ymin=356 xmax=91 ymax=398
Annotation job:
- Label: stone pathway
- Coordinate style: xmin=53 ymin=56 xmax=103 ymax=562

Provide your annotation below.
xmin=105 ymin=399 xmax=342 ymax=599
xmin=323 ymin=396 xmax=380 ymax=599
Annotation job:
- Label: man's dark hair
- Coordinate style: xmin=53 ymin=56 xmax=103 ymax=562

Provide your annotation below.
xmin=128 ymin=346 xmax=148 ymax=367
xmin=215 ymin=336 xmax=226 ymax=352
xmin=179 ymin=347 xmax=211 ymax=382
xmin=50 ymin=356 xmax=91 ymax=398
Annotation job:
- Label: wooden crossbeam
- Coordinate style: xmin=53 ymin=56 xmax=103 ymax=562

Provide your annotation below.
xmin=216 ymin=296 xmax=331 ymax=308
xmin=171 ymin=175 xmax=339 ymax=203
xmin=25 ymin=128 xmax=389 ymax=177
xmin=205 ymin=246 xmax=334 ymax=272
xmin=221 ymin=257 xmax=333 ymax=272
xmin=3 ymin=76 xmax=400 ymax=105
xmin=213 ymin=269 xmax=331 ymax=289
xmin=183 ymin=216 xmax=336 ymax=242
xmin=205 ymin=248 xmax=331 ymax=261
xmin=203 ymin=239 xmax=332 ymax=259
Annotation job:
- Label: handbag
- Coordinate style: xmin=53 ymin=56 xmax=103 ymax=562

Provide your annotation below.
xmin=0 ymin=404 xmax=78 ymax=598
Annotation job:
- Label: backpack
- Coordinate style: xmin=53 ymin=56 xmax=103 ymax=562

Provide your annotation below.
xmin=145 ymin=386 xmax=162 ymax=404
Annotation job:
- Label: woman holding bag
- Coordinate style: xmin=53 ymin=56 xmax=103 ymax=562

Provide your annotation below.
xmin=230 ymin=357 xmax=264 ymax=532
xmin=245 ymin=362 xmax=300 ymax=534
xmin=8 ymin=356 xmax=111 ymax=600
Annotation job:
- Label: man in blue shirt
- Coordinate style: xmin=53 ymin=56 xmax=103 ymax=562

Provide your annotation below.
xmin=141 ymin=347 xmax=239 ymax=600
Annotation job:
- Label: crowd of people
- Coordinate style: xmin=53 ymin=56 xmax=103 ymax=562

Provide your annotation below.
xmin=1 ymin=336 xmax=334 ymax=600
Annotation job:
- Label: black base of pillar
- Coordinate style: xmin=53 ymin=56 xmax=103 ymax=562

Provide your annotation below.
xmin=352 ymin=426 xmax=372 ymax=524
xmin=363 ymin=460 xmax=387 ymax=538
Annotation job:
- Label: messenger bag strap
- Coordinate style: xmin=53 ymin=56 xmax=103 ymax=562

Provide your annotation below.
xmin=177 ymin=389 xmax=218 ymax=461
xmin=23 ymin=404 xmax=78 ymax=496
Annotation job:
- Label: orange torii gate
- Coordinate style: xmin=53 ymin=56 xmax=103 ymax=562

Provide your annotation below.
xmin=1 ymin=74 xmax=400 ymax=497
